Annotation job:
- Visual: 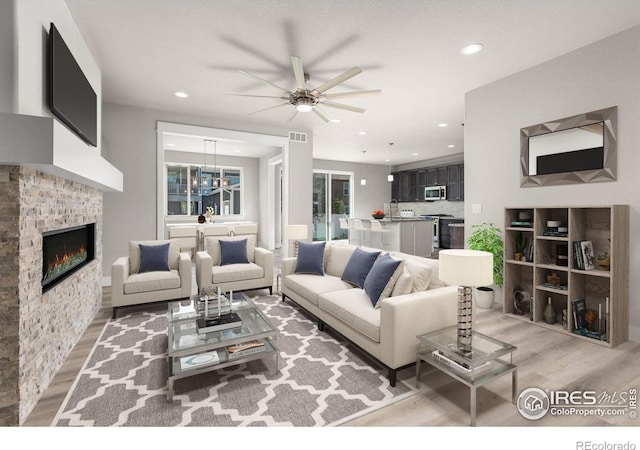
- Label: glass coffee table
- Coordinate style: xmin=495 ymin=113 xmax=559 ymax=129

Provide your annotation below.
xmin=166 ymin=292 xmax=279 ymax=401
xmin=416 ymin=326 xmax=517 ymax=426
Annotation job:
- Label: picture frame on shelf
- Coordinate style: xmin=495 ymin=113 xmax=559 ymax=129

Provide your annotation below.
xmin=572 ymin=298 xmax=587 ymax=330
xmin=580 ymin=241 xmax=596 ymax=270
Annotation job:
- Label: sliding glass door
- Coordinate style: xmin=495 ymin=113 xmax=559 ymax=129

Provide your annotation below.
xmin=312 ymin=171 xmax=352 ymax=241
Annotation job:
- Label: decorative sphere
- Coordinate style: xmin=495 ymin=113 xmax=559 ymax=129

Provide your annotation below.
xmin=585 ymin=309 xmax=598 ymax=325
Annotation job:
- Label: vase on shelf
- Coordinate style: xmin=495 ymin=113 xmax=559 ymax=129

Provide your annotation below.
xmin=544 ymin=296 xmax=556 ymax=324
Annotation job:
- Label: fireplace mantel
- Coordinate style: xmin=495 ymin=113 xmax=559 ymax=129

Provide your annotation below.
xmin=0 ymin=112 xmax=122 ymax=192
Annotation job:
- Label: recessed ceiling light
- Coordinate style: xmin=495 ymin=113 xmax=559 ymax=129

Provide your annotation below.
xmin=234 ymin=150 xmax=241 ymax=153
xmin=166 ymin=143 xmax=175 ymax=147
xmin=461 ymin=43 xmax=483 ymax=55
xmin=438 ymin=123 xmax=448 ymax=127
xmin=174 ymin=91 xmax=189 ymax=98
xmin=358 ymin=131 xmax=367 ymax=135
xmin=384 ymin=158 xmax=390 ymax=162
xmin=448 ymin=144 xmax=455 ymax=148
xmin=331 ymin=119 xmax=341 ymax=123
xmin=411 ymin=152 xmax=419 ymax=156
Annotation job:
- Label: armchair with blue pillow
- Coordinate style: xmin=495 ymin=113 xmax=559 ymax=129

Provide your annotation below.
xmin=195 ymin=224 xmax=273 ymax=296
xmin=111 ymin=240 xmax=192 ymax=318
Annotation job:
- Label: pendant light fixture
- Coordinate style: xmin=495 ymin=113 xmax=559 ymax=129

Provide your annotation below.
xmin=202 ymin=140 xmax=208 ymax=187
xmin=209 ymin=139 xmax=219 ymax=188
xmin=360 ymin=150 xmax=367 ymax=186
xmin=387 ymin=142 xmax=394 ymax=182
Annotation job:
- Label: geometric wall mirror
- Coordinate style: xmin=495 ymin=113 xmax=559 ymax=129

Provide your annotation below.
xmin=520 ymin=106 xmax=617 ymax=187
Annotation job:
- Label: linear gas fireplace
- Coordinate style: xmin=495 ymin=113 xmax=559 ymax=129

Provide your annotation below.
xmin=42 ymin=223 xmax=95 ymax=292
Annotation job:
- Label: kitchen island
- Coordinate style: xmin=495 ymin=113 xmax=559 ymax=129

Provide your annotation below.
xmin=353 ymin=217 xmax=433 ymax=257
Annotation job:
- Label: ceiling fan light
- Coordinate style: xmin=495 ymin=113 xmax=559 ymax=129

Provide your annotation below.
xmin=296 ymin=103 xmax=313 ymax=112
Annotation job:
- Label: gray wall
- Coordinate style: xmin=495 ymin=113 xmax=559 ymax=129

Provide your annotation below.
xmin=102 ymin=102 xmax=313 ymax=274
xmin=465 ymin=26 xmax=640 ymax=341
xmin=0 ymin=1 xmax=16 ymax=113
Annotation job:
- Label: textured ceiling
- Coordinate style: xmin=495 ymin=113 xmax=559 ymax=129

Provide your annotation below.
xmin=65 ymin=0 xmax=640 ymax=164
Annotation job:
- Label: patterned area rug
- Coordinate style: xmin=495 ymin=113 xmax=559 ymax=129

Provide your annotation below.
xmin=53 ymin=295 xmax=415 ymax=426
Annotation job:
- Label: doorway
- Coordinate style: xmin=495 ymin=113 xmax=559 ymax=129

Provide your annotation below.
xmin=312 ymin=170 xmax=353 ymax=241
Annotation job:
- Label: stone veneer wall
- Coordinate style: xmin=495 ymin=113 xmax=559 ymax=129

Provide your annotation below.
xmin=0 ymin=165 xmax=103 ymax=425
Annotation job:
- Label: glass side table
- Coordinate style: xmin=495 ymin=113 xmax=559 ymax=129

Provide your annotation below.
xmin=416 ymin=326 xmax=517 ymax=426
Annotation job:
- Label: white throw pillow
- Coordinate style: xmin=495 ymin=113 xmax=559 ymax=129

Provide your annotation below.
xmin=406 ymin=259 xmax=432 ymax=292
xmin=391 ymin=267 xmax=413 ymax=296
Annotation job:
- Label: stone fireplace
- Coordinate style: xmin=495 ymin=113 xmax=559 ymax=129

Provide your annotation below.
xmin=0 ymin=165 xmax=103 ymax=425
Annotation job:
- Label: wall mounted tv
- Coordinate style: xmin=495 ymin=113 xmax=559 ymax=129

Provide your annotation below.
xmin=48 ymin=22 xmax=97 ymax=147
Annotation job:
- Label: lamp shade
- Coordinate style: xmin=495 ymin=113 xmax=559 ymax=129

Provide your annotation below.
xmin=439 ymin=249 xmax=493 ymax=287
xmin=285 ymin=224 xmax=308 ymax=240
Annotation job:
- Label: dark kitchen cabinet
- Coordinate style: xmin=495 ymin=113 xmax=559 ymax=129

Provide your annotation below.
xmin=398 ymin=171 xmax=412 ymax=201
xmin=447 ymin=164 xmax=464 ymax=201
xmin=391 ymin=172 xmax=400 ymax=200
xmin=426 ymin=166 xmax=447 ymax=186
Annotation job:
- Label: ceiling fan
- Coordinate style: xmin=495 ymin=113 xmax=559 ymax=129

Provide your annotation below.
xmin=230 ymin=56 xmax=381 ymax=122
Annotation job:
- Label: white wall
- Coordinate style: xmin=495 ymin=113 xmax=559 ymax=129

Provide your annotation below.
xmin=464 ymin=26 xmax=640 ymax=341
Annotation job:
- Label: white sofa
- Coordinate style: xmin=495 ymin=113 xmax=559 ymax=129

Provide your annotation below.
xmin=111 ymin=240 xmax=192 ymax=318
xmin=281 ymin=242 xmax=458 ymax=386
xmin=195 ymin=226 xmax=273 ymax=295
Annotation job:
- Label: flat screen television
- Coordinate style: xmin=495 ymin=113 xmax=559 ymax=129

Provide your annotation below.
xmin=48 ymin=22 xmax=97 ymax=147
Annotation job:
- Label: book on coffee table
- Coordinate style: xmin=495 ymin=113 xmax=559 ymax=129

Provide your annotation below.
xmin=226 ymin=340 xmax=265 ymax=359
xmin=196 ymin=312 xmax=242 ymax=334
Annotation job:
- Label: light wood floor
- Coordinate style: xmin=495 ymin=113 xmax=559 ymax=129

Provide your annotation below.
xmin=23 ymin=278 xmax=640 ymax=427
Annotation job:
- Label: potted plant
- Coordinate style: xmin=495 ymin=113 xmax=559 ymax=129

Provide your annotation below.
xmin=514 ymin=231 xmax=527 ymax=261
xmin=466 ymin=222 xmax=504 ymax=308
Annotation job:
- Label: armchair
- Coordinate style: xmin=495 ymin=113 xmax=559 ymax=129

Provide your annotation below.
xmin=196 ymin=231 xmax=273 ymax=295
xmin=111 ymin=240 xmax=192 ymax=318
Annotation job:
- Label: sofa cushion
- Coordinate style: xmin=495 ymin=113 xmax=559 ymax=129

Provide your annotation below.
xmin=285 ymin=273 xmax=353 ymax=306
xmin=124 ymin=270 xmax=181 ymax=294
xmin=390 ymin=252 xmax=444 ymax=289
xmin=219 ymin=238 xmax=249 ymax=266
xmin=295 ymin=241 xmax=326 ymax=275
xmin=319 ymin=289 xmax=381 ymax=343
xmin=212 ymin=263 xmax=263 ymax=284
xmin=138 ymin=242 xmax=171 ymax=273
xmin=129 ymin=240 xmax=179 ymax=274
xmin=205 ymin=235 xmax=256 ymax=265
xmin=341 ymin=248 xmax=380 ymax=288
xmin=364 ymin=253 xmax=404 ymax=308
xmin=406 ymin=259 xmax=432 ymax=292
xmin=391 ymin=267 xmax=413 ymax=296
xmin=325 ymin=243 xmax=356 ymax=277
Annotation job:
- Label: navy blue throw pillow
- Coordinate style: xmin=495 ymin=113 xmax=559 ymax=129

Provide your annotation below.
xmin=294 ymin=241 xmax=326 ymax=275
xmin=219 ymin=239 xmax=249 ymax=266
xmin=138 ymin=243 xmax=170 ymax=273
xmin=341 ymin=248 xmax=381 ymax=288
xmin=364 ymin=253 xmax=403 ymax=307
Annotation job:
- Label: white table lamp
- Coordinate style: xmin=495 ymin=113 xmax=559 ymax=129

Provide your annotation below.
xmin=285 ymin=224 xmax=308 ymax=257
xmin=439 ymin=249 xmax=493 ymax=353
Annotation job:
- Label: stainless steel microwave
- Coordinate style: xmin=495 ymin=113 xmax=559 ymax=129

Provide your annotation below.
xmin=425 ymin=186 xmax=446 ymax=201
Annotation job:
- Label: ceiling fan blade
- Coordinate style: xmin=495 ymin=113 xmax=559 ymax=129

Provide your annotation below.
xmin=249 ymin=102 xmax=290 ymax=115
xmin=321 ymin=101 xmax=366 ymax=114
xmin=237 ymin=70 xmax=292 ymax=95
xmin=287 ymin=109 xmax=298 ymax=122
xmin=312 ymin=106 xmax=332 ymax=123
xmin=291 ymin=56 xmax=307 ymax=90
xmin=323 ymin=89 xmax=381 ymax=100
xmin=312 ymin=67 xmax=362 ymax=94
xmin=227 ymin=93 xmax=289 ymax=99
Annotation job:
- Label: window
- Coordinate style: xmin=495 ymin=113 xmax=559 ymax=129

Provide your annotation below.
xmin=166 ymin=164 xmax=243 ymax=217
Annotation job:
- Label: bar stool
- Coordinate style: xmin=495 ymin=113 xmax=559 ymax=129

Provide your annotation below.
xmin=351 ymin=219 xmax=369 ymax=247
xmin=369 ymin=220 xmax=391 ymax=250
xmin=339 ymin=217 xmax=351 ymax=243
